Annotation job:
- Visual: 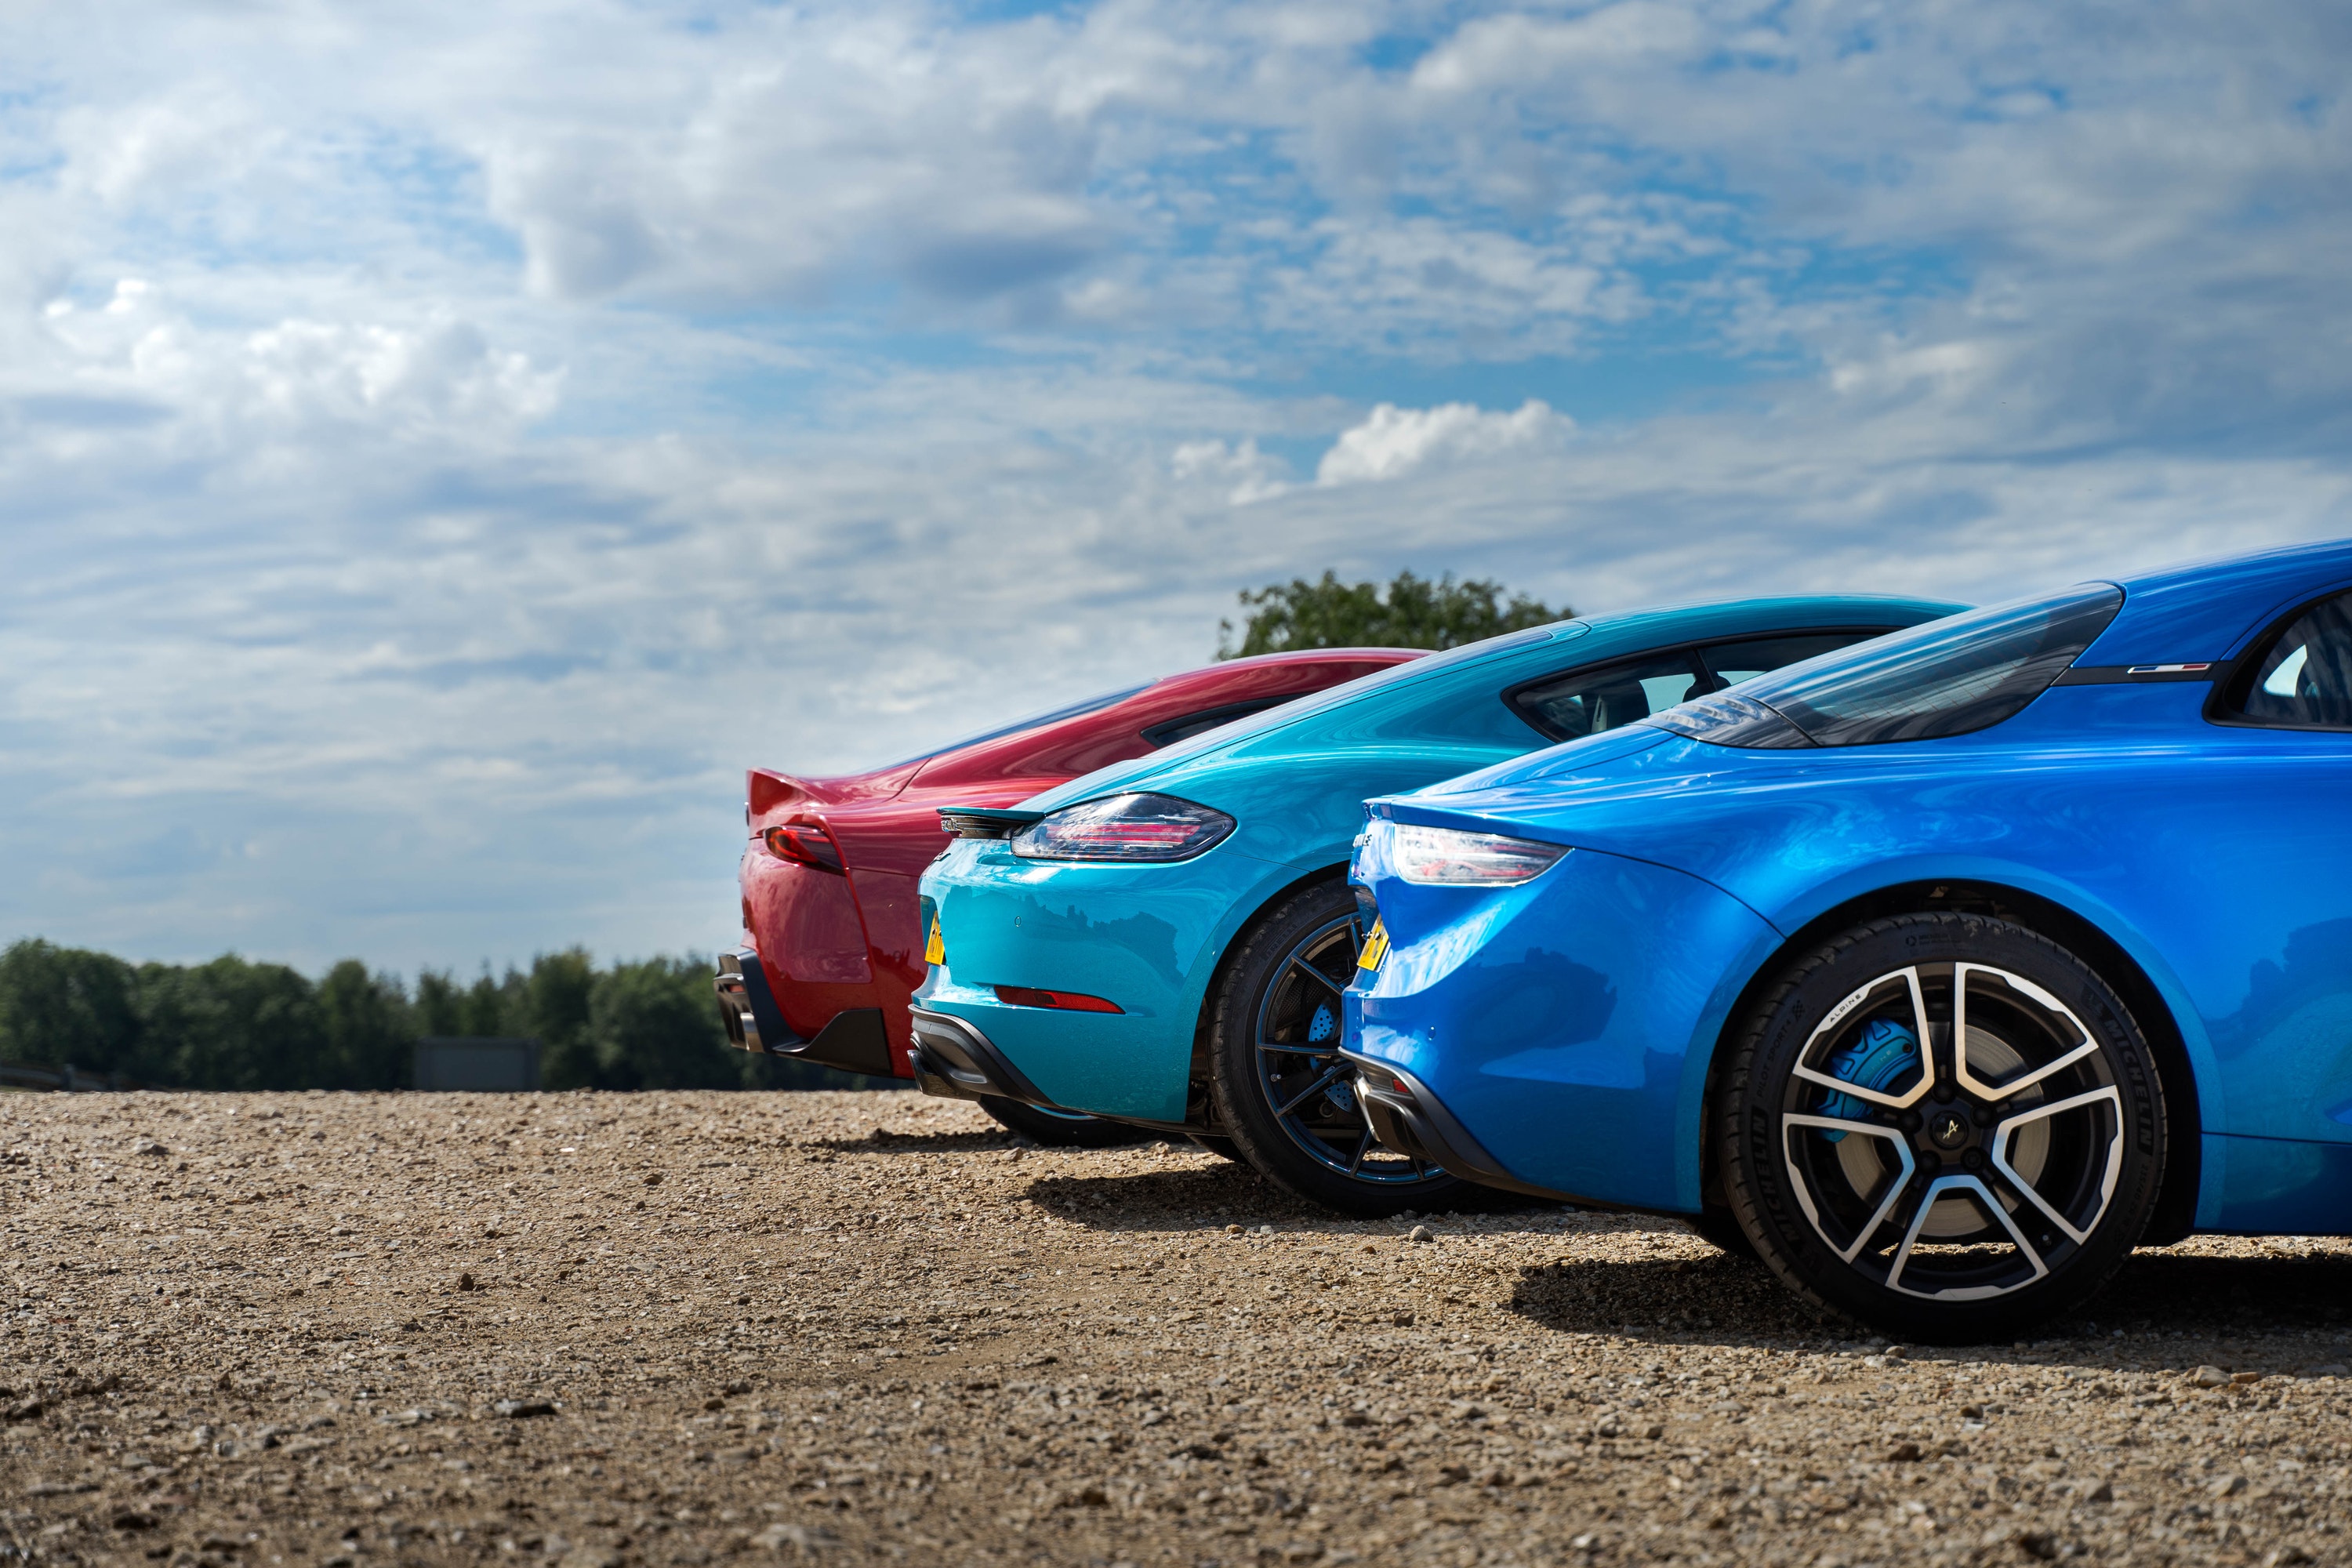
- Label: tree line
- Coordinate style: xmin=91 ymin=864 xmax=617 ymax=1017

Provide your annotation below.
xmin=0 ymin=939 xmax=881 ymax=1092
xmin=1219 ymin=568 xmax=1566 ymax=657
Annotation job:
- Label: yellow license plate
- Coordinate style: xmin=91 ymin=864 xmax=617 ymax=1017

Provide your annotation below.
xmin=1356 ymin=918 xmax=1389 ymax=973
xmin=924 ymin=913 xmax=946 ymax=966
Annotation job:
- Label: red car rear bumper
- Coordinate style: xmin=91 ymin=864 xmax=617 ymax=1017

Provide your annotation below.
xmin=719 ymin=848 xmax=904 ymax=1077
xmin=714 ymin=946 xmax=896 ymax=1076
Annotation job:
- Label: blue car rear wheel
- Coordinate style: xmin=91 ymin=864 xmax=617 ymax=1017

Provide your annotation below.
xmin=1209 ymin=879 xmax=1464 ymax=1217
xmin=1719 ymin=913 xmax=2165 ymax=1344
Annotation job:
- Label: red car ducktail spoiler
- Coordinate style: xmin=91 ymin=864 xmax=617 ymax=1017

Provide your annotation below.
xmin=748 ymin=768 xmax=843 ymax=818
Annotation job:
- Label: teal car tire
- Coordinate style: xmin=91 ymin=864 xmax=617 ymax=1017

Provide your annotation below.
xmin=1719 ymin=913 xmax=2164 ymax=1345
xmin=1210 ymin=879 xmax=1465 ymax=1217
xmin=980 ymin=1097 xmax=1156 ymax=1149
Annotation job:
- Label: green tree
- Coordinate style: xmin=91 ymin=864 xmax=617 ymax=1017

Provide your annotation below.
xmin=527 ymin=948 xmax=600 ymax=1090
xmin=316 ymin=960 xmax=415 ymax=1089
xmin=1218 ymin=568 xmax=1566 ymax=658
xmin=136 ymin=955 xmax=324 ymax=1091
xmin=414 ymin=971 xmax=466 ymax=1036
xmin=586 ymin=956 xmax=740 ymax=1091
xmin=459 ymin=971 xmax=519 ymax=1036
xmin=0 ymin=939 xmax=145 ymax=1075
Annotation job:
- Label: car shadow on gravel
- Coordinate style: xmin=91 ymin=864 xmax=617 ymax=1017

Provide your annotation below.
xmin=808 ymin=1130 xmax=1022 ymax=1153
xmin=2085 ymin=1247 xmax=2352 ymax=1335
xmin=1021 ymin=1168 xmax=1552 ymax=1231
xmin=1505 ymin=1245 xmax=2352 ymax=1348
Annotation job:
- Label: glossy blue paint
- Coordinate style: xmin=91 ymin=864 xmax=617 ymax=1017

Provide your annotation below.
xmin=1348 ymin=538 xmax=2352 ymax=1234
xmin=1349 ymin=832 xmax=1776 ymax=1211
xmin=914 ymin=595 xmax=1962 ymax=1122
xmin=2074 ymin=541 xmax=2352 ymax=666
xmin=2200 ymin=1136 xmax=2352 ymax=1236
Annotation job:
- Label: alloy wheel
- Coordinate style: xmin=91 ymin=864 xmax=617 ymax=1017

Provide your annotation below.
xmin=1778 ymin=960 xmax=2125 ymax=1302
xmin=1253 ymin=911 xmax=1452 ymax=1189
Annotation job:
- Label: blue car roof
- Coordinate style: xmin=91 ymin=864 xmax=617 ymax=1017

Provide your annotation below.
xmin=2088 ymin=536 xmax=2352 ymax=666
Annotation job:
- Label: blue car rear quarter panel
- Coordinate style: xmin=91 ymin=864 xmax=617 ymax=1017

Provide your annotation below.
xmin=2203 ymin=1135 xmax=2352 ymax=1234
xmin=2074 ymin=543 xmax=2352 ymax=666
xmin=1449 ymin=688 xmax=2352 ymax=1153
xmin=1366 ymin=551 xmax=2352 ymax=1230
xmin=1348 ymin=842 xmax=1777 ymax=1213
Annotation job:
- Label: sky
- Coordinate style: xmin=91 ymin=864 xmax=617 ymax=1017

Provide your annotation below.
xmin=3 ymin=0 xmax=2350 ymax=977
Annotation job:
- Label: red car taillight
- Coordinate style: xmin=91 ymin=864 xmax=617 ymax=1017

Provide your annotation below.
xmin=760 ymin=822 xmax=844 ymax=873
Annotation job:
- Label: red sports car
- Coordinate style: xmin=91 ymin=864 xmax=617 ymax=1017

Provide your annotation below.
xmin=716 ymin=649 xmax=1418 ymax=1141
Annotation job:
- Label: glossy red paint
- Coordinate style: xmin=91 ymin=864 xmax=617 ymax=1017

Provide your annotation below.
xmin=736 ymin=650 xmax=1421 ymax=1075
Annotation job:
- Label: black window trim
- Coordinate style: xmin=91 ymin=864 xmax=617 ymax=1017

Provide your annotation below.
xmin=1500 ymin=626 xmax=1908 ymax=745
xmin=1138 ymin=696 xmax=1296 ymax=750
xmin=2204 ymin=584 xmax=2352 ymax=734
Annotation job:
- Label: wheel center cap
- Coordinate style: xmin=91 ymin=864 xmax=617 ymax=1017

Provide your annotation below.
xmin=1928 ymin=1111 xmax=1970 ymax=1150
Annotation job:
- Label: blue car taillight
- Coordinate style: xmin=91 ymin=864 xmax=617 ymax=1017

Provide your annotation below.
xmin=1389 ymin=824 xmax=1566 ymax=886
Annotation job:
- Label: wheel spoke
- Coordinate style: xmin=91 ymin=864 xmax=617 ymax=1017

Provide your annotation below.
xmin=1291 ymin=961 xmax=1347 ymax=999
xmin=1991 ymin=1083 xmax=2124 ymax=1245
xmin=1789 ymin=967 xmax=1936 ymax=1112
xmin=1258 ymin=1041 xmax=1340 ymax=1058
xmin=1346 ymin=1130 xmax=1371 ymax=1176
xmin=1887 ymin=1174 xmax=2049 ymax=1299
xmin=1274 ymin=1065 xmax=1346 ymax=1119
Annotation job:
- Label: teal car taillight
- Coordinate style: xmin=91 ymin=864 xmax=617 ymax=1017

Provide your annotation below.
xmin=1010 ymin=793 xmax=1235 ymax=862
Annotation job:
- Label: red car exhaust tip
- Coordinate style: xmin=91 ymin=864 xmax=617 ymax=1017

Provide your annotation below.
xmin=993 ymin=985 xmax=1123 ymax=1014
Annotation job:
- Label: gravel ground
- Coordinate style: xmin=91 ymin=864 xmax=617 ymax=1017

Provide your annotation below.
xmin=7 ymin=1089 xmax=2352 ymax=1568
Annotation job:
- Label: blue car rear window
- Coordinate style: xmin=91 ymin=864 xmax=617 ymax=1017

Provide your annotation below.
xmin=1650 ymin=585 xmax=2123 ymax=748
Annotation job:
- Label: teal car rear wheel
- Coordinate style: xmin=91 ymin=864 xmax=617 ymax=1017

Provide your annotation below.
xmin=1210 ymin=879 xmax=1464 ymax=1216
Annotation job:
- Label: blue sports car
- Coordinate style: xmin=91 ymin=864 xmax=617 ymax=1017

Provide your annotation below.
xmin=908 ymin=593 xmax=1960 ymax=1214
xmin=1343 ymin=539 xmax=2352 ymax=1341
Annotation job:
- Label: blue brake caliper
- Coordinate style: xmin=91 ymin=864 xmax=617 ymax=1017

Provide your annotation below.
xmin=1306 ymin=1003 xmax=1352 ymax=1110
xmin=1817 ymin=1016 xmax=1919 ymax=1142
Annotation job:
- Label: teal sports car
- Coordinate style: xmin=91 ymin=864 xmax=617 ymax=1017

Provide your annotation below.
xmin=909 ymin=593 xmax=1962 ymax=1214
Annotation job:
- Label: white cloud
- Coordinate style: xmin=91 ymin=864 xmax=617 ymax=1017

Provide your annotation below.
xmin=1410 ymin=3 xmax=1710 ymax=96
xmin=56 ymin=85 xmax=275 ymax=209
xmin=1171 ymin=437 xmax=1290 ymax=504
xmin=1 ymin=0 xmax=2350 ymax=975
xmin=1316 ymin=399 xmax=1572 ymax=485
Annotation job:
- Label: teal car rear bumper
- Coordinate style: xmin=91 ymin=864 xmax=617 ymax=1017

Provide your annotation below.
xmin=913 ymin=836 xmax=1308 ymax=1123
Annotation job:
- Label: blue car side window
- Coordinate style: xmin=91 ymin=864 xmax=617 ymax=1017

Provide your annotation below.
xmin=1652 ymin=586 xmax=2122 ymax=749
xmin=2225 ymin=590 xmax=2352 ymax=730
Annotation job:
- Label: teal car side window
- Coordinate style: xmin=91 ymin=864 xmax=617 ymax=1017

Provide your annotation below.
xmin=1512 ymin=651 xmax=1708 ymax=741
xmin=1508 ymin=628 xmax=1905 ymax=745
xmin=1698 ymin=631 xmax=1887 ymax=688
